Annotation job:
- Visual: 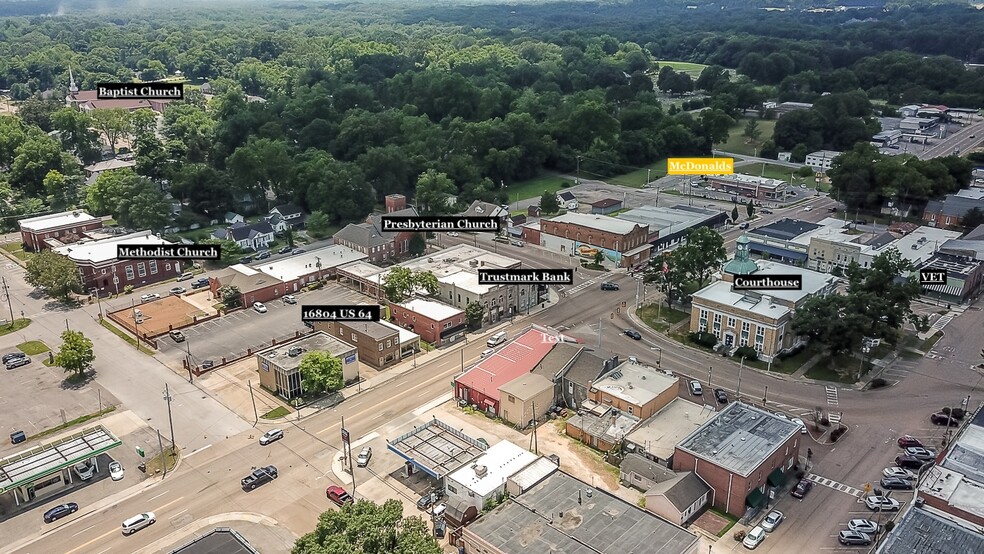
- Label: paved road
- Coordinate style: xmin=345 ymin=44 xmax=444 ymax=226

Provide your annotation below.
xmin=915 ymin=117 xmax=984 ymax=160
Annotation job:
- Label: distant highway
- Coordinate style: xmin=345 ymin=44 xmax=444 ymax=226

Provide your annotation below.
xmin=915 ymin=117 xmax=984 ymax=160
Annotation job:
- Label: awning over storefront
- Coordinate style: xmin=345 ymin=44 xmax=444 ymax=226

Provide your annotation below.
xmin=745 ymin=487 xmax=767 ymax=508
xmin=748 ymin=242 xmax=808 ymax=262
xmin=767 ymin=467 xmax=788 ymax=488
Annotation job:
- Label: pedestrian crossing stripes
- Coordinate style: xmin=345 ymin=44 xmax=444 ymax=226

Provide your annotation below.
xmin=825 ymin=385 xmax=839 ymax=407
xmin=562 ymin=276 xmax=607 ymax=296
xmin=931 ymin=314 xmax=953 ymax=331
xmin=807 ymin=473 xmax=863 ymax=497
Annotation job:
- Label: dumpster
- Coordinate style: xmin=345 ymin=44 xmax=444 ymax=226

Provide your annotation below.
xmin=10 ymin=430 xmax=26 ymax=444
xmin=138 ymin=462 xmax=147 ymax=473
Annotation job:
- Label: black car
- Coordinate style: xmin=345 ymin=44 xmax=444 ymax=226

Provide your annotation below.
xmin=190 ymin=277 xmax=210 ymax=289
xmin=895 ymin=455 xmax=925 ymax=470
xmin=714 ymin=388 xmax=728 ymax=403
xmin=239 ymin=256 xmax=254 ymax=264
xmin=43 ymin=502 xmax=79 ymax=523
xmin=201 ymin=360 xmax=214 ymax=369
xmin=2 ymin=352 xmax=27 ymax=363
xmin=600 ymin=282 xmax=619 ymax=291
xmin=417 ymin=493 xmax=435 ymax=511
xmin=241 ymin=465 xmax=278 ymax=491
xmin=880 ymin=477 xmax=913 ymax=490
xmin=624 ymin=329 xmax=642 ymax=340
xmin=255 ymin=250 xmax=271 ymax=260
xmin=931 ymin=412 xmax=961 ymax=426
xmin=760 ymin=209 xmax=773 ymax=214
xmin=828 ymin=207 xmax=838 ymax=212
xmin=278 ymin=246 xmax=292 ymax=254
xmin=791 ymin=478 xmax=813 ymax=499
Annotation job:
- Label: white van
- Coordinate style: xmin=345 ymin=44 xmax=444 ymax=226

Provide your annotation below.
xmin=486 ymin=331 xmax=508 ymax=348
xmin=121 ymin=512 xmax=156 ymax=535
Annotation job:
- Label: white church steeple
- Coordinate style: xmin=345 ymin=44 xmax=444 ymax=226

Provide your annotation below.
xmin=68 ymin=66 xmax=79 ymax=95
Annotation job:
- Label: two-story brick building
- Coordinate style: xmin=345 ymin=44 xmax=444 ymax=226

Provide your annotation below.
xmin=389 ymin=297 xmax=467 ymax=346
xmin=53 ymin=231 xmax=183 ymax=293
xmin=313 ymin=319 xmax=400 ymax=370
xmin=539 ymin=212 xmax=651 ymax=268
xmin=19 ymin=210 xmax=103 ymax=252
xmin=332 ymin=195 xmax=419 ymax=263
xmin=673 ymin=402 xmax=802 ymax=517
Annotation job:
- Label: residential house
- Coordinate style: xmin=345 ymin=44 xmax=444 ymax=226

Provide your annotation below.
xmin=590 ymin=198 xmax=622 ymax=215
xmin=227 ymin=221 xmax=276 ymax=251
xmin=224 ymin=212 xmax=245 ymax=225
xmin=19 ymin=210 xmax=103 ymax=252
xmin=459 ymin=200 xmax=510 ymax=229
xmin=268 ymin=203 xmax=306 ymax=229
xmin=923 ymin=188 xmax=984 ymax=229
xmin=646 ymin=471 xmax=713 ymax=526
xmin=83 ymin=159 xmax=136 ymax=183
xmin=620 ymin=452 xmax=678 ymax=492
xmin=557 ymin=191 xmax=578 ymax=211
xmin=673 ymin=402 xmax=802 ymax=517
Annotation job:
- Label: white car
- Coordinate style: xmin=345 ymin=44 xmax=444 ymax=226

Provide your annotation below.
xmin=882 ymin=467 xmax=915 ymax=479
xmin=140 ymin=293 xmax=160 ymax=302
xmin=121 ymin=512 xmax=156 ymax=535
xmin=803 ymin=206 xmax=813 ymax=212
xmin=480 ymin=348 xmax=495 ymax=358
xmin=282 ymin=295 xmax=296 ymax=304
xmin=447 ymin=231 xmax=459 ymax=237
xmin=743 ymin=525 xmax=766 ymax=549
xmin=259 ymin=429 xmax=284 ymax=445
xmin=760 ymin=510 xmax=784 ymax=532
xmin=848 ymin=519 xmax=879 ymax=534
xmin=253 ymin=302 xmax=267 ymax=313
xmin=865 ymin=495 xmax=901 ymax=511
xmin=109 ymin=461 xmax=125 ymax=481
xmin=73 ymin=461 xmax=96 ymax=481
xmin=790 ymin=417 xmax=807 ymax=434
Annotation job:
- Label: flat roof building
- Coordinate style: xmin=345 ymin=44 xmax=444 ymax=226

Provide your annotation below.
xmin=706 ymin=173 xmax=789 ymax=200
xmin=53 ymin=231 xmax=185 ymax=293
xmin=255 ymin=331 xmax=359 ymax=399
xmin=18 ymin=210 xmax=103 ymax=252
xmin=674 ymin=402 xmax=802 ymax=517
xmin=625 ymin=398 xmax=718 ymax=464
xmin=876 ymin=505 xmax=984 ymax=554
xmin=617 ymin=204 xmax=728 ymax=251
xmin=918 ymin=406 xmax=984 ymax=526
xmin=255 ymin=245 xmax=367 ymax=292
xmin=540 ymin=212 xmax=651 ymax=268
xmin=459 ymin=470 xmax=700 ymax=554
xmin=445 ymin=440 xmax=539 ymax=511
xmin=389 ymin=297 xmax=466 ymax=347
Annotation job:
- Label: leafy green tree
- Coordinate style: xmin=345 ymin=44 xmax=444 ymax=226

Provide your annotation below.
xmin=26 ymin=250 xmax=83 ymax=299
xmin=408 ymin=232 xmax=426 ymax=256
xmin=743 ymin=119 xmax=762 ymax=143
xmin=89 ymin=108 xmax=132 ymax=155
xmin=51 ymin=107 xmax=101 ymax=164
xmin=540 ymin=190 xmax=560 ymax=214
xmin=9 ymin=134 xmax=68 ymax=196
xmin=117 ymin=180 xmax=172 ymax=232
xmin=202 ymin=239 xmax=244 ymax=268
xmin=593 ymin=251 xmax=604 ymax=265
xmin=44 ymin=170 xmax=80 ymax=211
xmin=795 ymin=166 xmax=814 ymax=178
xmin=414 ymin=169 xmax=456 ymax=215
xmin=382 ymin=267 xmax=439 ymax=303
xmin=962 ymin=207 xmax=984 ymax=230
xmin=292 ymin=498 xmax=440 ymax=554
xmin=791 ymin=295 xmax=865 ymax=356
xmin=226 ymin=137 xmax=294 ymax=202
xmin=217 ymin=284 xmax=242 ymax=308
xmin=676 ymin=227 xmax=728 ymax=289
xmin=699 ymin=108 xmax=734 ymax=145
xmin=55 ymin=330 xmax=95 ymax=378
xmin=281 ymin=228 xmax=296 ymax=249
xmin=745 ymin=200 xmax=754 ymax=220
xmin=731 ymin=206 xmax=739 ymax=222
xmin=305 ymin=211 xmax=331 ymax=239
xmin=644 ymin=255 xmax=689 ymax=308
xmin=298 ymin=351 xmax=344 ymax=395
xmin=17 ymin=97 xmax=64 ymax=132
xmin=465 ymin=300 xmax=485 ymax=329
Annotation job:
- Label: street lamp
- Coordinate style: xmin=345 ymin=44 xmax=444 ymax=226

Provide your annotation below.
xmin=736 ymin=356 xmax=747 ymax=399
xmin=858 ymin=338 xmax=873 ymax=381
xmin=91 ymin=288 xmax=103 ymax=318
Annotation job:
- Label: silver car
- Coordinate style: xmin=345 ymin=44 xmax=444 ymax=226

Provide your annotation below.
xmin=259 ymin=429 xmax=284 ymax=445
xmin=356 ymin=446 xmax=372 ymax=467
xmin=848 ymin=519 xmax=878 ymax=534
xmin=761 ymin=510 xmax=784 ymax=532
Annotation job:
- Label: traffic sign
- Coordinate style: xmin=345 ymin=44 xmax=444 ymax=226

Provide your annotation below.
xmin=341 ymin=428 xmax=350 ymax=444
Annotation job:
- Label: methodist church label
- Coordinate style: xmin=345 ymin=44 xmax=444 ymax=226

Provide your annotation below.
xmin=732 ymin=275 xmax=803 ymax=291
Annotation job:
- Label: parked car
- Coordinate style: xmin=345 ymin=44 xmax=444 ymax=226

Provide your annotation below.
xmin=2 ymin=352 xmax=26 ymax=363
xmin=848 ymin=519 xmax=878 ymax=534
xmin=760 ymin=209 xmax=773 ymax=214
xmin=121 ymin=512 xmax=156 ymax=535
xmin=827 ymin=207 xmax=838 ymax=213
xmin=904 ymin=446 xmax=936 ymax=461
xmin=600 ymin=282 xmax=619 ymax=291
xmin=447 ymin=231 xmax=459 ymax=237
xmin=73 ymin=461 xmax=96 ymax=481
xmin=259 ymin=429 xmax=284 ymax=445
xmin=864 ymin=496 xmax=900 ymax=511
xmin=190 ymin=277 xmax=210 ymax=289
xmin=624 ymin=329 xmax=642 ymax=340
xmin=895 ymin=455 xmax=925 ymax=470
xmin=742 ymin=526 xmax=766 ymax=549
xmin=760 ymin=510 xmax=784 ymax=532
xmin=201 ymin=360 xmax=214 ymax=369
xmin=931 ymin=412 xmax=961 ymax=426
xmin=278 ymin=246 xmax=292 ymax=254
xmin=5 ymin=356 xmax=30 ymax=370
xmin=282 ymin=295 xmax=296 ymax=304
xmin=738 ymin=223 xmax=749 ymax=229
xmin=241 ymin=465 xmax=278 ymax=491
xmin=791 ymin=478 xmax=813 ymax=499
xmin=356 ymin=446 xmax=372 ymax=467
xmin=883 ymin=467 xmax=915 ymax=479
xmin=880 ymin=477 xmax=913 ymax=490
xmin=898 ymin=435 xmax=923 ymax=448
xmin=169 ymin=330 xmax=185 ymax=342
xmin=417 ymin=493 xmax=435 ymax=511
xmin=838 ymin=530 xmax=872 ymax=546
xmin=790 ymin=418 xmax=807 ymax=434
xmin=510 ymin=240 xmax=525 ymax=247
xmin=432 ymin=503 xmax=448 ymax=519
xmin=688 ymin=380 xmax=703 ymax=396
xmin=291 ymin=248 xmax=305 ymax=255
xmin=43 ymin=502 xmax=79 ymax=523
xmin=326 ymin=485 xmax=354 ymax=506
xmin=480 ymin=348 xmax=495 ymax=358
xmin=714 ymin=388 xmax=728 ymax=403
xmin=239 ymin=256 xmax=253 ymax=264
xmin=176 ymin=272 xmax=193 ymax=281
xmin=109 ymin=461 xmax=125 ymax=481
xmin=169 ymin=286 xmax=186 ymax=295
xmin=255 ymin=250 xmax=271 ymax=260
xmin=253 ymin=302 xmax=267 ymax=313
xmin=140 ymin=293 xmax=160 ymax=302
xmin=627 ymin=356 xmax=639 ymax=364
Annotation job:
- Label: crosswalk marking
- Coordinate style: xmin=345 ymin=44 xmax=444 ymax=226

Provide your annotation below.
xmin=564 ymin=275 xmax=607 ymax=296
xmin=825 ymin=385 xmax=839 ymax=407
xmin=931 ymin=315 xmax=953 ymax=331
xmin=807 ymin=473 xmax=863 ymax=497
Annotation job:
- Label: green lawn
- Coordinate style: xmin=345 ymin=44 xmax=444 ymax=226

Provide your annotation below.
xmin=655 ymin=60 xmax=708 ymax=77
xmin=744 ymin=344 xmax=818 ymax=375
xmin=738 ymin=162 xmax=815 ymax=188
xmin=637 ymin=303 xmax=689 ymax=332
xmin=920 ymin=333 xmax=943 ymax=351
xmin=99 ymin=319 xmax=155 ymax=355
xmin=261 ymin=406 xmax=290 ymax=419
xmin=0 ymin=318 xmax=31 ymax=336
xmin=805 ymin=353 xmax=865 ymax=384
xmin=505 ymin=174 xmax=576 ymax=203
xmin=608 ymin=158 xmax=669 ymax=188
xmin=17 ymin=340 xmax=50 ymax=355
xmin=714 ymin=117 xmax=777 ymax=157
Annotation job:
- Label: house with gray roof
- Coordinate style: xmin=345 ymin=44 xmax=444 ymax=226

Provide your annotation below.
xmin=224 ymin=221 xmax=275 ymax=251
xmin=646 ymin=471 xmax=712 ymax=526
xmin=923 ymin=189 xmax=984 ymax=229
xmin=619 ymin=452 xmax=678 ymax=491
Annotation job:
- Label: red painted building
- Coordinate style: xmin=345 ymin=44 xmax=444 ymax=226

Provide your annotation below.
xmin=19 ymin=210 xmax=103 ymax=252
xmin=454 ymin=328 xmax=557 ymax=416
xmin=53 ymin=231 xmax=184 ymax=293
xmin=389 ymin=298 xmax=467 ymax=346
xmin=210 ymin=264 xmax=286 ymax=307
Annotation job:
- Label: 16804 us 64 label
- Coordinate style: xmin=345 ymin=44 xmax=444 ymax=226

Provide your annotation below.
xmin=301 ymin=305 xmax=381 ymax=322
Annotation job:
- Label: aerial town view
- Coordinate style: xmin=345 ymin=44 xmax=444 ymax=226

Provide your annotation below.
xmin=1 ymin=0 xmax=983 ymax=553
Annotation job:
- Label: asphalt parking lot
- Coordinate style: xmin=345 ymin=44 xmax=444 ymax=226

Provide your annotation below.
xmin=156 ymin=283 xmax=370 ymax=366
xmin=0 ymin=347 xmax=118 ymax=455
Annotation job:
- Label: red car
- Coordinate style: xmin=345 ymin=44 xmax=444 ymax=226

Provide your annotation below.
xmin=898 ymin=435 xmax=923 ymax=448
xmin=326 ymin=485 xmax=354 ymax=506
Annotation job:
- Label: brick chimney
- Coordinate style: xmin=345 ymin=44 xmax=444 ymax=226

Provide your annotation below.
xmin=385 ymin=194 xmax=407 ymax=213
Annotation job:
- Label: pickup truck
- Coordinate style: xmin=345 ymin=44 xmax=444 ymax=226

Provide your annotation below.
xmin=327 ymin=485 xmax=354 ymax=506
xmin=241 ymin=465 xmax=278 ymax=491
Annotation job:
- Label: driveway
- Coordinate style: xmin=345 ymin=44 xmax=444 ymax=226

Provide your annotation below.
xmin=155 ymin=283 xmax=370 ymax=366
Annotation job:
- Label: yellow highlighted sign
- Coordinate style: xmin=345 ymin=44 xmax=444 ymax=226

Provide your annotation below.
xmin=667 ymin=157 xmax=734 ymax=175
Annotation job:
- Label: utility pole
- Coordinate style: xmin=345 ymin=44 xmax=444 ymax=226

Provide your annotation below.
xmin=646 ymin=168 xmax=651 ymax=188
xmin=707 ymin=366 xmax=713 ymax=390
xmin=130 ymin=299 xmax=140 ymax=350
xmin=737 ymin=357 xmax=747 ymax=399
xmin=248 ymin=380 xmax=259 ymax=424
xmin=0 ymin=276 xmax=14 ymax=325
xmin=157 ymin=429 xmax=167 ymax=479
xmin=163 ymin=384 xmax=176 ymax=454
xmin=597 ymin=317 xmax=603 ymax=348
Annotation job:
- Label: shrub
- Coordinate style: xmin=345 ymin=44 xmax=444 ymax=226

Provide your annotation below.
xmin=560 ymin=181 xmax=571 ymax=188
xmin=831 ymin=428 xmax=843 ymax=442
xmin=734 ymin=530 xmax=746 ymax=541
xmin=688 ymin=331 xmax=717 ymax=348
xmin=735 ymin=346 xmax=758 ymax=361
xmin=884 ymin=520 xmax=895 ymax=533
xmin=820 ymin=417 xmax=830 ymax=426
xmin=123 ymin=285 xmax=134 ymax=294
xmin=870 ymin=378 xmax=888 ymax=389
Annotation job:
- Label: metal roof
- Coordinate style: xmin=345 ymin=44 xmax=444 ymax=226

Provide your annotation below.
xmin=0 ymin=425 xmax=121 ymax=494
xmin=386 ymin=417 xmax=487 ymax=480
xmin=877 ymin=506 xmax=984 ymax=554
